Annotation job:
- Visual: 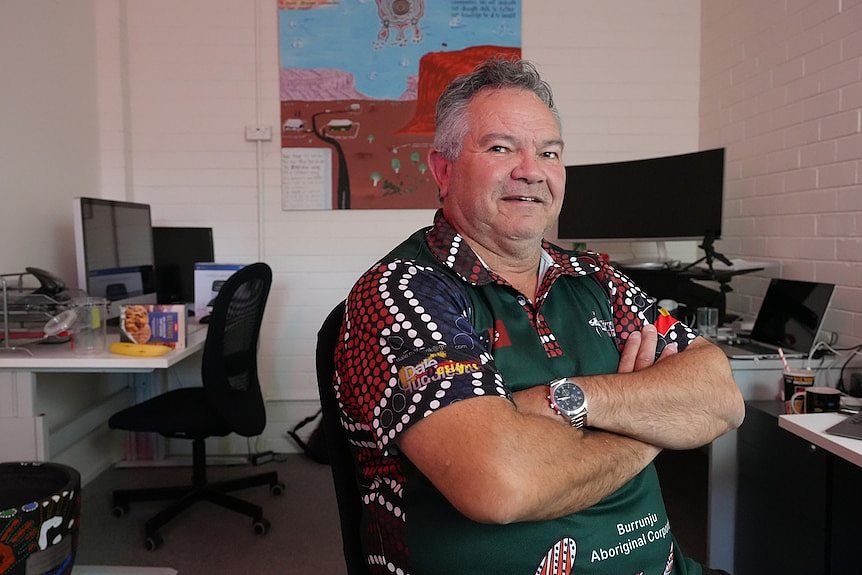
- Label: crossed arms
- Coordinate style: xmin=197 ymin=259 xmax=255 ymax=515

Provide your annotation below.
xmin=398 ymin=324 xmax=744 ymax=524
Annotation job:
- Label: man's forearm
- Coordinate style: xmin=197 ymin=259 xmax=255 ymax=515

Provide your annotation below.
xmin=583 ymin=338 xmax=744 ymax=449
xmin=399 ymin=396 xmax=660 ymax=524
xmin=501 ymin=418 xmax=662 ymax=522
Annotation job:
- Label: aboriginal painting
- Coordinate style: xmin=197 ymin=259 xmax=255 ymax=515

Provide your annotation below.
xmin=279 ymin=0 xmax=522 ymax=210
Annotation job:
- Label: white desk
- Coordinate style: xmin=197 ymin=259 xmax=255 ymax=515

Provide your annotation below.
xmin=778 ymin=412 xmax=862 ymax=467
xmin=0 ymin=325 xmax=207 ymax=465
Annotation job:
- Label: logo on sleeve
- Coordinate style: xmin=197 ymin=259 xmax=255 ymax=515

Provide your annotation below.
xmin=397 ymin=349 xmax=481 ymax=392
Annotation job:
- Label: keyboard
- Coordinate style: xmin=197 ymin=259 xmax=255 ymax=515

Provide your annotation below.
xmin=719 ymin=339 xmax=804 ymax=359
xmin=739 ymin=341 xmax=782 ymax=355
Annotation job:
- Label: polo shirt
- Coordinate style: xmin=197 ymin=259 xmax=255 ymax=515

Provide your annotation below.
xmin=334 ymin=210 xmax=701 ymax=575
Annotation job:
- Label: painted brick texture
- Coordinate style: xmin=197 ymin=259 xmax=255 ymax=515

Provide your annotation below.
xmin=701 ymin=0 xmax=862 ymax=347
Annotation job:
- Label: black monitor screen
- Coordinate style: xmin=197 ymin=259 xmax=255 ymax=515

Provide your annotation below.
xmin=152 ymin=227 xmax=215 ymax=305
xmin=557 ymin=148 xmax=725 ymax=243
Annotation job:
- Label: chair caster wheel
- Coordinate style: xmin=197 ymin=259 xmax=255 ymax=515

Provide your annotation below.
xmin=253 ymin=518 xmax=271 ymax=535
xmin=144 ymin=534 xmax=163 ymax=551
xmin=270 ymin=482 xmax=285 ymax=496
xmin=112 ymin=504 xmax=129 ymax=517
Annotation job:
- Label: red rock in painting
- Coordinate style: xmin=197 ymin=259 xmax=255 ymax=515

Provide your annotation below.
xmin=397 ymin=45 xmax=521 ymax=135
xmin=278 ymin=45 xmax=522 ymax=208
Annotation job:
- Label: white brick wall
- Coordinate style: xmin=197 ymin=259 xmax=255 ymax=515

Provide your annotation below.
xmin=701 ymin=0 xmax=862 ymax=347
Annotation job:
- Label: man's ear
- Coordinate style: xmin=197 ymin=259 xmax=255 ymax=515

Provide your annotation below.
xmin=427 ymin=149 xmax=451 ymax=200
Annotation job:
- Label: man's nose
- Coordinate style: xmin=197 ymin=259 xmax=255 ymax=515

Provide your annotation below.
xmin=510 ymin=152 xmax=544 ymax=183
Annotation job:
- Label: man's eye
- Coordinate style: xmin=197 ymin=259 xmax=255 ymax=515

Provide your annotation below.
xmin=488 ymin=145 xmax=508 ymax=153
xmin=542 ymin=151 xmax=560 ymax=159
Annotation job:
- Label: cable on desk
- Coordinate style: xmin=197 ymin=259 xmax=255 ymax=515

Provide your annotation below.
xmin=834 ymin=344 xmax=862 ymax=394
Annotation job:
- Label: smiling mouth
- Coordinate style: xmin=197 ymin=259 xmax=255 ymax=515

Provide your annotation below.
xmin=503 ymin=196 xmax=542 ymax=203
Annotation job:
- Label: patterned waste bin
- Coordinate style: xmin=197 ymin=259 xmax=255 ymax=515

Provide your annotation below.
xmin=0 ymin=462 xmax=80 ymax=575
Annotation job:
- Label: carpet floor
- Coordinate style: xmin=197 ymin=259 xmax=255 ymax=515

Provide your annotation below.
xmin=75 ymin=455 xmax=345 ymax=575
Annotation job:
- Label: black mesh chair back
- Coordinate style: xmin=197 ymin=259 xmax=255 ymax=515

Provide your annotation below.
xmin=316 ymin=300 xmax=371 ymax=575
xmin=202 ymin=262 xmax=271 ymax=437
xmin=108 ymin=262 xmax=283 ymax=550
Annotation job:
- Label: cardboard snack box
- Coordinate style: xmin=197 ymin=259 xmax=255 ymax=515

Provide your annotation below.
xmin=120 ymin=304 xmax=187 ymax=348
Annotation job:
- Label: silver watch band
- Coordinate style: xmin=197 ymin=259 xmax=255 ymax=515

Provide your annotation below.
xmin=570 ymin=411 xmax=587 ymax=429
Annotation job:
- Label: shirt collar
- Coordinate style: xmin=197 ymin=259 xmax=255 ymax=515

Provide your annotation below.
xmin=424 ymin=209 xmax=605 ymax=286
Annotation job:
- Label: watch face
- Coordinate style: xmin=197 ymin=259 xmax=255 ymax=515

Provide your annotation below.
xmin=553 ymin=382 xmax=585 ymax=413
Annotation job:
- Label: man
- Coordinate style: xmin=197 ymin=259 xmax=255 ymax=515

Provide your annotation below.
xmin=334 ymin=58 xmax=744 ymax=574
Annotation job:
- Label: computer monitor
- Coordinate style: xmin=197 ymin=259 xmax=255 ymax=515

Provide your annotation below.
xmin=152 ymin=227 xmax=215 ymax=306
xmin=73 ymin=197 xmax=156 ymax=319
xmin=557 ymin=148 xmax=725 ymax=246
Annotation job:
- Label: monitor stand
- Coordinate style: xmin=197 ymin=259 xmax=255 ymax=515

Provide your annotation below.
xmin=681 ymin=233 xmax=733 ymax=274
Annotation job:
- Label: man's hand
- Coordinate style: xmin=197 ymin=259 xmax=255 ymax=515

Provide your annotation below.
xmin=514 ymin=324 xmax=679 ymax=422
xmin=617 ymin=323 xmax=677 ymax=373
xmin=584 ymin=335 xmax=744 ymax=449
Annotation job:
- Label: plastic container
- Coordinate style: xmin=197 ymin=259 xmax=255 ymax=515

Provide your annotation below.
xmin=71 ymin=297 xmax=108 ymax=355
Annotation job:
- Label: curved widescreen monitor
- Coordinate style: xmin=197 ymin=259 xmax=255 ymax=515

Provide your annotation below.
xmin=557 ymin=148 xmax=725 ymax=243
xmin=73 ymin=197 xmax=156 ymax=318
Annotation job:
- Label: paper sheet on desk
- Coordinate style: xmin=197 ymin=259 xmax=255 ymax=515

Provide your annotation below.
xmin=694 ymin=259 xmax=774 ymax=271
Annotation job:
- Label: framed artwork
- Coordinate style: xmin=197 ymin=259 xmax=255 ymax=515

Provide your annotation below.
xmin=279 ymin=0 xmax=522 ymax=209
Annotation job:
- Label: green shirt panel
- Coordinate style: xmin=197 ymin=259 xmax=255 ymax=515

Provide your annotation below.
xmin=466 ymin=272 xmax=620 ymax=389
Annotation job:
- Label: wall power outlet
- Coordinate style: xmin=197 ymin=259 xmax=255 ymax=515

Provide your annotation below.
xmin=244 ymin=125 xmax=272 ymax=141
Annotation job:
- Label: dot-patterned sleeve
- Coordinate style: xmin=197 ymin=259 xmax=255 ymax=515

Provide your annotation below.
xmin=338 ymin=259 xmax=514 ymax=452
xmin=596 ymin=261 xmax=698 ymax=356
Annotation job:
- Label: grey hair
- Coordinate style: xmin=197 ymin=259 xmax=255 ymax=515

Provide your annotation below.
xmin=433 ymin=58 xmax=561 ymax=161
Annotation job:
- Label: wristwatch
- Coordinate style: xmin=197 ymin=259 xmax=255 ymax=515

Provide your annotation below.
xmin=548 ymin=377 xmax=588 ymax=428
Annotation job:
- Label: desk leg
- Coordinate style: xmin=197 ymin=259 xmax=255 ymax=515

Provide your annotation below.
xmin=125 ymin=372 xmax=166 ymax=461
xmin=707 ymin=429 xmax=737 ymax=572
xmin=0 ymin=369 xmax=47 ymax=460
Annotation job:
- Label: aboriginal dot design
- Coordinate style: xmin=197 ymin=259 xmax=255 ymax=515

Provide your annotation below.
xmin=0 ymin=473 xmax=79 ymax=575
xmin=425 ymin=210 xmax=494 ymax=285
xmin=335 ymin=247 xmax=513 ymax=571
xmin=534 ymin=537 xmax=577 ymax=575
xmin=333 ymin=212 xmax=699 ymax=574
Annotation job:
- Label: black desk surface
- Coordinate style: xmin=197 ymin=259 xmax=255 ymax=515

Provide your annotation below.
xmin=615 ymin=263 xmax=764 ymax=283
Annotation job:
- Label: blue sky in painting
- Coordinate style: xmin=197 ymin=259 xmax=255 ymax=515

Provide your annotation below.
xmin=279 ymin=0 xmax=520 ymax=100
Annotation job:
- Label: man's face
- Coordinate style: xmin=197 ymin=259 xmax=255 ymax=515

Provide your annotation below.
xmin=430 ymin=87 xmax=566 ymax=253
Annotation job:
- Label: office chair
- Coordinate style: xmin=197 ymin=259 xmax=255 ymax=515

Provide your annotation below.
xmin=109 ymin=262 xmax=284 ymax=550
xmin=316 ymin=300 xmax=371 ymax=575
